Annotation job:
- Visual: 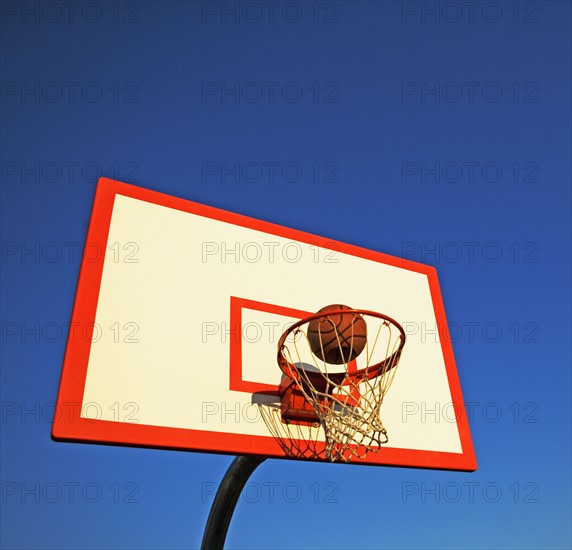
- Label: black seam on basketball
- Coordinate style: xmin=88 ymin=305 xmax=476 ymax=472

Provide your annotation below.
xmin=308 ymin=315 xmax=339 ymax=336
xmin=314 ymin=322 xmax=366 ymax=361
xmin=320 ymin=319 xmax=364 ymax=351
xmin=330 ymin=318 xmax=366 ymax=350
xmin=339 ymin=319 xmax=360 ymax=346
xmin=314 ymin=317 xmax=344 ymax=348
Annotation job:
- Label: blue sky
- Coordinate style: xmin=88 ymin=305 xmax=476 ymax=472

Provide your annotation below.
xmin=1 ymin=1 xmax=570 ymax=549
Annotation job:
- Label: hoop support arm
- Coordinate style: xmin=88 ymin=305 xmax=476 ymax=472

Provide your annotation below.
xmin=201 ymin=455 xmax=266 ymax=550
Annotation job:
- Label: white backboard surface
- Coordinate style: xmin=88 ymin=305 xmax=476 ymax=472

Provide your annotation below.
xmin=53 ymin=179 xmax=476 ymax=470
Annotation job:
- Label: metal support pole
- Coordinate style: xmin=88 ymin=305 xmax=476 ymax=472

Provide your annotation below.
xmin=201 ymin=456 xmax=266 ymax=550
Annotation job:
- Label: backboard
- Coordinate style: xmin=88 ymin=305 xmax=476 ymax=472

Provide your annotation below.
xmin=53 ymin=178 xmax=476 ymax=471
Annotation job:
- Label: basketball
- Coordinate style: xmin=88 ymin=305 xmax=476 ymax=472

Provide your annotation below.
xmin=307 ymin=304 xmax=367 ymax=364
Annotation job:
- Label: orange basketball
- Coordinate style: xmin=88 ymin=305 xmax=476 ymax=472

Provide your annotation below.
xmin=307 ymin=305 xmax=367 ymax=364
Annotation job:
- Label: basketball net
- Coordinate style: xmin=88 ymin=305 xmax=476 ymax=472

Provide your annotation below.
xmin=258 ymin=311 xmax=405 ymax=463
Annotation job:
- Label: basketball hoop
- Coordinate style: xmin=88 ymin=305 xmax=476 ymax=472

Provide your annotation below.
xmin=258 ymin=307 xmax=406 ymax=462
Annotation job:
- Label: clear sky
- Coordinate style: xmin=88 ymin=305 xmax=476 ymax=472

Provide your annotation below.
xmin=1 ymin=1 xmax=570 ymax=549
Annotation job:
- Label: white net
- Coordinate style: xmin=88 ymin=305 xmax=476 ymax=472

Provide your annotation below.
xmin=258 ymin=311 xmax=405 ymax=462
